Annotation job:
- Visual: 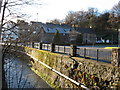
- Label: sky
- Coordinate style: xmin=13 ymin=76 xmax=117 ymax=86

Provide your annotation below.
xmin=18 ymin=0 xmax=120 ymax=23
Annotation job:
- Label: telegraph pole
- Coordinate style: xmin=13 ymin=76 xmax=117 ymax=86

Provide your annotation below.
xmin=0 ymin=0 xmax=3 ymax=89
xmin=37 ymin=13 xmax=38 ymax=22
xmin=118 ymin=29 xmax=120 ymax=47
xmin=0 ymin=0 xmax=2 ymax=13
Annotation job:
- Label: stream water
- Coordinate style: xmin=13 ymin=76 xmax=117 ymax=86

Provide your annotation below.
xmin=4 ymin=54 xmax=52 ymax=89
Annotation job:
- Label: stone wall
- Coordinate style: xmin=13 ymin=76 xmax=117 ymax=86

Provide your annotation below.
xmin=112 ymin=49 xmax=120 ymax=66
xmin=13 ymin=46 xmax=120 ymax=89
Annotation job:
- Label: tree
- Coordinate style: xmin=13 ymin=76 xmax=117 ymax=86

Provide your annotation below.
xmin=112 ymin=1 xmax=120 ymax=17
xmin=50 ymin=18 xmax=61 ymax=24
xmin=0 ymin=0 xmax=42 ymax=43
xmin=86 ymin=8 xmax=98 ymax=28
xmin=53 ymin=29 xmax=60 ymax=44
xmin=64 ymin=11 xmax=86 ymax=27
xmin=64 ymin=11 xmax=76 ymax=26
xmin=94 ymin=12 xmax=110 ymax=38
xmin=0 ymin=0 xmax=42 ymax=89
xmin=0 ymin=0 xmax=41 ymax=38
xmin=109 ymin=1 xmax=120 ymax=30
xmin=64 ymin=8 xmax=98 ymax=28
xmin=1 ymin=20 xmax=18 ymax=42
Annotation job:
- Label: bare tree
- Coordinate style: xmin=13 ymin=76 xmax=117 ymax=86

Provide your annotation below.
xmin=64 ymin=8 xmax=98 ymax=28
xmin=112 ymin=1 xmax=120 ymax=17
xmin=50 ymin=18 xmax=62 ymax=24
xmin=0 ymin=0 xmax=41 ymax=37
xmin=86 ymin=8 xmax=98 ymax=28
xmin=0 ymin=0 xmax=42 ymax=89
xmin=64 ymin=11 xmax=77 ymax=26
xmin=109 ymin=1 xmax=120 ymax=29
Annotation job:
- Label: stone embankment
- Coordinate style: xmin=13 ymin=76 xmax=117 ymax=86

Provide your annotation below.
xmin=12 ymin=46 xmax=120 ymax=89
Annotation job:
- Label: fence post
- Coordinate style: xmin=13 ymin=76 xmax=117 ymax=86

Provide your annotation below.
xmin=84 ymin=48 xmax=86 ymax=58
xmin=97 ymin=49 xmax=99 ymax=61
xmin=70 ymin=44 xmax=77 ymax=57
xmin=111 ymin=49 xmax=120 ymax=66
xmin=64 ymin=46 xmax=66 ymax=53
xmin=50 ymin=43 xmax=55 ymax=52
xmin=58 ymin=45 xmax=59 ymax=52
xmin=32 ymin=42 xmax=34 ymax=48
xmin=47 ymin=44 xmax=49 ymax=50
xmin=39 ymin=42 xmax=42 ymax=50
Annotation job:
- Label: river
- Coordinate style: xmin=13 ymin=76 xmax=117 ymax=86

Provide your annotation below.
xmin=4 ymin=54 xmax=52 ymax=89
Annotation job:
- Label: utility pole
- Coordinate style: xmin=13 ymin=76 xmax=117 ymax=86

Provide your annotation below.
xmin=118 ymin=29 xmax=120 ymax=47
xmin=37 ymin=13 xmax=38 ymax=22
xmin=0 ymin=0 xmax=2 ymax=13
xmin=0 ymin=0 xmax=3 ymax=89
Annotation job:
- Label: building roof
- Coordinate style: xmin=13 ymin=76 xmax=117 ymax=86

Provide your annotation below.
xmin=75 ymin=27 xmax=95 ymax=34
xmin=43 ymin=23 xmax=72 ymax=34
xmin=31 ymin=22 xmax=72 ymax=34
xmin=43 ymin=25 xmax=71 ymax=33
xmin=30 ymin=21 xmax=96 ymax=34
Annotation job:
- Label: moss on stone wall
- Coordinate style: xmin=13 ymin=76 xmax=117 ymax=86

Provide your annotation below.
xmin=31 ymin=68 xmax=60 ymax=89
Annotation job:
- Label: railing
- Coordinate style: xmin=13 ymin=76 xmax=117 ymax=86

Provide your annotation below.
xmin=77 ymin=47 xmax=112 ymax=63
xmin=33 ymin=43 xmax=70 ymax=54
xmin=55 ymin=45 xmax=70 ymax=54
xmin=15 ymin=42 xmax=120 ymax=66
xmin=42 ymin=43 xmax=51 ymax=51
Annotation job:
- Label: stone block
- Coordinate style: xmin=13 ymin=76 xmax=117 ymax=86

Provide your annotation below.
xmin=111 ymin=49 xmax=120 ymax=66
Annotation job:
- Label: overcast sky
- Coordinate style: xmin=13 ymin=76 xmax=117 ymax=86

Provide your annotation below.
xmin=21 ymin=0 xmax=120 ymax=23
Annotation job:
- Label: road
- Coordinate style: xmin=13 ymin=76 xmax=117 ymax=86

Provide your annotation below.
xmin=78 ymin=45 xmax=118 ymax=48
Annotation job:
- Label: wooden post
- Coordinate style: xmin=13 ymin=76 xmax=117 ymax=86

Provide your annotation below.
xmin=96 ymin=49 xmax=99 ymax=61
xmin=111 ymin=49 xmax=120 ymax=66
xmin=58 ymin=45 xmax=59 ymax=52
xmin=84 ymin=48 xmax=86 ymax=58
xmin=64 ymin=46 xmax=66 ymax=53
xmin=47 ymin=44 xmax=49 ymax=50
xmin=50 ymin=43 xmax=55 ymax=52
xmin=70 ymin=44 xmax=77 ymax=57
xmin=32 ymin=42 xmax=34 ymax=48
xmin=39 ymin=42 xmax=42 ymax=50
